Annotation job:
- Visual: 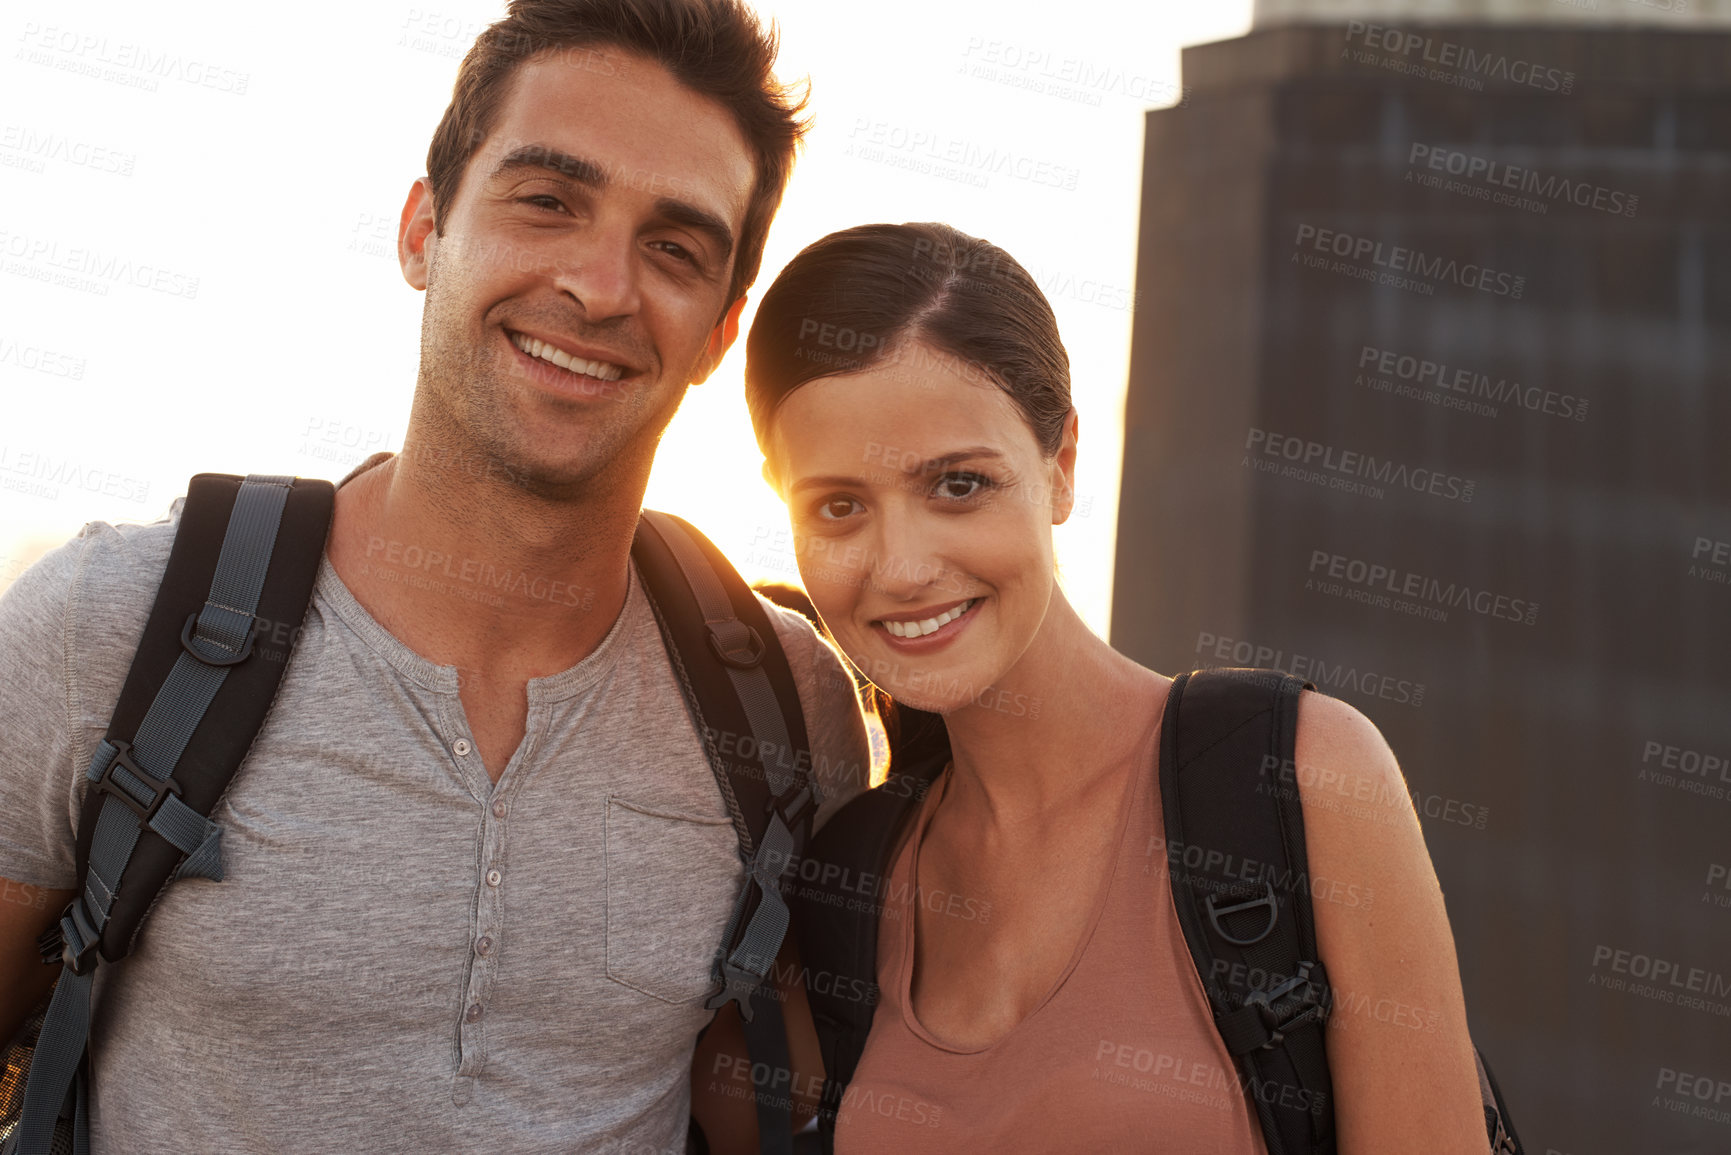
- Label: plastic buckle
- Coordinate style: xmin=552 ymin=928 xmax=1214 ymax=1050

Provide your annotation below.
xmin=93 ymin=739 xmax=183 ymax=827
xmin=707 ymin=621 xmax=765 ymax=669
xmin=43 ymin=900 xmax=100 ymax=976
xmin=1244 ymin=960 xmax=1330 ymax=1050
xmin=180 ymin=611 xmax=255 ymax=666
xmin=770 ymin=782 xmax=816 ymax=830
xmin=1205 ymin=881 xmax=1279 ymax=946
xmin=705 ymin=960 xmax=764 ymax=1022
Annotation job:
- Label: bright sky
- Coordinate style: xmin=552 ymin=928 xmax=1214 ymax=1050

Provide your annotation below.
xmin=0 ymin=0 xmax=1253 ymax=633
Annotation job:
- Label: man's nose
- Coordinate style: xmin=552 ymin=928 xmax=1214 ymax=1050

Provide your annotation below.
xmin=547 ymin=221 xmax=642 ymax=321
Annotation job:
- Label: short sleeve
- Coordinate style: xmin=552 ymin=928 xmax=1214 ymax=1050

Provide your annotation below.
xmin=756 ymin=598 xmax=873 ymax=833
xmin=0 ymin=536 xmax=89 ymax=888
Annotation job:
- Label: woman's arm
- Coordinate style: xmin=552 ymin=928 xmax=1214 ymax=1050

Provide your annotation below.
xmin=689 ymin=934 xmax=827 ymax=1154
xmin=1292 ymin=691 xmax=1489 ymax=1155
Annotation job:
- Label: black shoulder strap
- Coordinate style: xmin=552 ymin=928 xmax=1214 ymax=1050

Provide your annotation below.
xmin=20 ymin=473 xmax=333 ymax=1155
xmin=791 ymin=746 xmax=947 ymax=1154
xmin=630 ymin=509 xmax=817 ymax=1155
xmin=1159 ymin=667 xmax=1336 ymax=1155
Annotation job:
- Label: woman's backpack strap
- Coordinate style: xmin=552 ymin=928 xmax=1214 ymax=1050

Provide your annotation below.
xmin=791 ymin=752 xmax=946 ymax=1153
xmin=1158 ymin=667 xmax=1336 ymax=1155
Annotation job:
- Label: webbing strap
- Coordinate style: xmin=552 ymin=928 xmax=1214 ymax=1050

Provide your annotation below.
xmin=17 ymin=475 xmax=294 ymax=1155
xmin=14 ymin=970 xmax=91 ymax=1155
xmin=641 ymin=511 xmax=800 ymax=799
xmin=740 ymin=985 xmax=795 ymax=1155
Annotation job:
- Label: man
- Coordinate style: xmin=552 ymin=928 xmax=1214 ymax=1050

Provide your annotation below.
xmin=0 ymin=1 xmax=870 ymax=1151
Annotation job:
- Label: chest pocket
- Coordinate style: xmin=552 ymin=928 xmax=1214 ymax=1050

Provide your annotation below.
xmin=604 ymin=795 xmax=743 ymax=1003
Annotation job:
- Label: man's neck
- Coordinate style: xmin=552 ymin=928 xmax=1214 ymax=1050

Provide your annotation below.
xmin=325 ymin=443 xmax=642 ymax=684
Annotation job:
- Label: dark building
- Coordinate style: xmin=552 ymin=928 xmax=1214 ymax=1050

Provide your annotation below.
xmin=1112 ymin=12 xmax=1730 ymax=1153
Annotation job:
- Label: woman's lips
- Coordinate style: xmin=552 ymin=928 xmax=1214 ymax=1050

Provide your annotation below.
xmin=870 ymin=596 xmax=982 ymax=653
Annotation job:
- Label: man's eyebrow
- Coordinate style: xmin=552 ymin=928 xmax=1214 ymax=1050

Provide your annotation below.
xmin=789 ymin=448 xmax=1006 ymax=494
xmin=486 ymin=144 xmax=607 ymax=187
xmin=485 ymin=145 xmax=735 ymax=267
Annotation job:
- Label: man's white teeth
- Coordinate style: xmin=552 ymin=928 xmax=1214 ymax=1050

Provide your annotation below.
xmin=883 ymin=598 xmax=978 ymax=638
xmin=510 ymin=333 xmax=625 ymax=381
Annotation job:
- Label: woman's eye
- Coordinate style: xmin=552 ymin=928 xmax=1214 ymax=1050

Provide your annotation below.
xmin=816 ymin=496 xmax=859 ymax=521
xmin=933 ymin=472 xmax=990 ymax=501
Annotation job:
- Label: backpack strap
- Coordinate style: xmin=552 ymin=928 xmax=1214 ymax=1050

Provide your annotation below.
xmin=790 ymin=747 xmax=948 ymax=1153
xmin=630 ymin=510 xmax=818 ymax=1155
xmin=18 ymin=473 xmax=334 ymax=1155
xmin=1159 ymin=668 xmax=1336 ymax=1155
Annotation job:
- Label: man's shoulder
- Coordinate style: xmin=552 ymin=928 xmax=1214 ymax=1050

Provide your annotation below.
xmin=1 ymin=500 xmax=185 ymax=638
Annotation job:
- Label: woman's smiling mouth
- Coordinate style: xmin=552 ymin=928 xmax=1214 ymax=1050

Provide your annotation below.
xmin=871 ymin=597 xmax=982 ymax=643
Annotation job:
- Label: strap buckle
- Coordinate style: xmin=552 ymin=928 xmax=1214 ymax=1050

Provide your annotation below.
xmin=93 ymin=739 xmax=184 ymax=827
xmin=40 ymin=899 xmax=101 ymax=976
xmin=181 ymin=609 xmax=256 ymax=666
xmin=1205 ymin=881 xmax=1279 ymax=946
xmin=706 ymin=959 xmax=767 ymax=1022
xmin=707 ymin=620 xmax=765 ymax=669
xmin=1243 ymin=960 xmax=1331 ymax=1050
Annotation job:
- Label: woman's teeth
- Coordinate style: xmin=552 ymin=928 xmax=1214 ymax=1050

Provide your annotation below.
xmin=510 ymin=332 xmax=625 ymax=381
xmin=881 ymin=598 xmax=978 ymax=638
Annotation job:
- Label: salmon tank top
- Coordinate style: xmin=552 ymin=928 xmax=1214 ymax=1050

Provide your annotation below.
xmin=834 ymin=708 xmax=1271 ymax=1154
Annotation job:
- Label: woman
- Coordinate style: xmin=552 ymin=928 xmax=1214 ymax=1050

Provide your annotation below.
xmin=733 ymin=222 xmax=1493 ymax=1153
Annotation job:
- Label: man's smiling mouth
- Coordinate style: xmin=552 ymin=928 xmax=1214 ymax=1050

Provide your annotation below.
xmin=508 ymin=331 xmax=628 ymax=381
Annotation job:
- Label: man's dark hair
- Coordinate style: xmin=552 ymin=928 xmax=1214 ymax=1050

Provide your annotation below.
xmin=426 ymin=0 xmax=810 ymax=310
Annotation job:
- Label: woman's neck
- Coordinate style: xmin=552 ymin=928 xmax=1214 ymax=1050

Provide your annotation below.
xmin=937 ymin=588 xmax=1165 ymax=829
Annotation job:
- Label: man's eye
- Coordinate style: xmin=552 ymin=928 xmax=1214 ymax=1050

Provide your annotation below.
xmin=933 ymin=472 xmax=990 ymax=501
xmin=519 ymin=195 xmax=567 ymax=212
xmin=650 ymin=239 xmax=698 ymax=265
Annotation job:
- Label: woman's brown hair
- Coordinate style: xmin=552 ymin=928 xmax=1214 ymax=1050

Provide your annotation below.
xmin=744 ymin=222 xmax=1073 ymax=457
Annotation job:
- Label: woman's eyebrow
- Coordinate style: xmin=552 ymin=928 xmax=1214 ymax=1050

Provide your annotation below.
xmin=788 ymin=448 xmax=1005 ymax=494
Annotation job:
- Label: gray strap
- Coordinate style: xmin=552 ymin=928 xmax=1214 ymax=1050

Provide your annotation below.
xmin=15 ymin=969 xmax=92 ymax=1155
xmin=17 ymin=476 xmax=293 ymax=1155
xmin=82 ymin=476 xmax=291 ymax=929
xmin=640 ymin=510 xmax=802 ymax=799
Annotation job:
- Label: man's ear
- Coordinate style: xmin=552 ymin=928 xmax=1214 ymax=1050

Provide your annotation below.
xmin=691 ymin=295 xmax=748 ymax=385
xmin=1051 ymin=407 xmax=1080 ymax=526
xmin=399 ymin=177 xmax=438 ymax=291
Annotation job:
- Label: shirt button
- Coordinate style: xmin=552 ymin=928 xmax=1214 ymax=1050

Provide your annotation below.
xmin=491 ymin=800 xmax=507 ymax=819
xmin=465 ymin=1003 xmax=483 ymax=1023
xmin=486 ymin=869 xmax=502 ymax=887
xmin=476 ymin=936 xmax=493 ymax=958
xmin=452 ymin=739 xmax=472 ymax=757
